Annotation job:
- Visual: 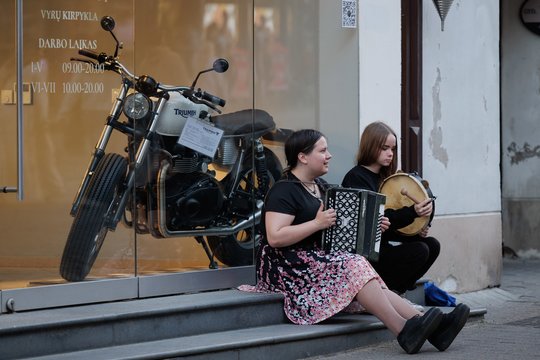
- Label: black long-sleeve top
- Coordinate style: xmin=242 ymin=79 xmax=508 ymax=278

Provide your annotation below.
xmin=341 ymin=165 xmax=417 ymax=237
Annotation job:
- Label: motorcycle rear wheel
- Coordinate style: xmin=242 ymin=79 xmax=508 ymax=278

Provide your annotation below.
xmin=207 ymin=148 xmax=282 ymax=266
xmin=60 ymin=153 xmax=127 ymax=281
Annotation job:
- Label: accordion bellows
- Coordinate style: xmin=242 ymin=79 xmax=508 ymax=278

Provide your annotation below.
xmin=322 ymin=187 xmax=386 ymax=262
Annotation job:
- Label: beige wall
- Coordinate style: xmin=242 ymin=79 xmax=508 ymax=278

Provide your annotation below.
xmin=426 ymin=213 xmax=502 ymax=293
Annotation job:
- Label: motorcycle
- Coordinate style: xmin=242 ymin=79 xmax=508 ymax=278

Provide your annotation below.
xmin=60 ymin=16 xmax=285 ymax=282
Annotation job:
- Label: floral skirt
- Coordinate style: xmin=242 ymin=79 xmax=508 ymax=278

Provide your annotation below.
xmin=238 ymin=244 xmax=386 ymax=325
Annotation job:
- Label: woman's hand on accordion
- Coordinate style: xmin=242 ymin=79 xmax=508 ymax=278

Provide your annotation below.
xmin=314 ymin=202 xmax=337 ymax=230
xmin=380 ymin=216 xmax=391 ymax=232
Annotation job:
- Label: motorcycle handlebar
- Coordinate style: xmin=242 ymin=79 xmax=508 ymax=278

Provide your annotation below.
xmin=74 ymin=49 xmax=226 ymax=109
xmin=201 ymin=91 xmax=226 ymax=107
xmin=78 ymin=49 xmax=101 ymax=61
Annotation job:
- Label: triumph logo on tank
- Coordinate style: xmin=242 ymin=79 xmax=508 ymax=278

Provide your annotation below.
xmin=174 ymin=109 xmax=197 ymax=118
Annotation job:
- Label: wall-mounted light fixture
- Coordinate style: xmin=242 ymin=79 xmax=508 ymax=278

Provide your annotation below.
xmin=432 ymin=0 xmax=454 ymax=31
xmin=520 ymin=0 xmax=540 ymax=36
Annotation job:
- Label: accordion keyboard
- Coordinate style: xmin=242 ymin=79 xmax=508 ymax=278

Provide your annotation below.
xmin=322 ymin=187 xmax=386 ymax=262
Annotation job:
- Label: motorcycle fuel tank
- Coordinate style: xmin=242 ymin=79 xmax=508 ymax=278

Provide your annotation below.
xmin=155 ymin=91 xmax=211 ymax=136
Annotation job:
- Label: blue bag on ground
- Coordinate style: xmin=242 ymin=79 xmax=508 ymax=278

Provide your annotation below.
xmin=424 ymin=281 xmax=457 ymax=307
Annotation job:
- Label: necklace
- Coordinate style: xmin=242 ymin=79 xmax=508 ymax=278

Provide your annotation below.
xmin=302 ymin=181 xmax=319 ymax=197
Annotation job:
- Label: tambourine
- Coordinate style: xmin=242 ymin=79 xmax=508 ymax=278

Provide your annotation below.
xmin=379 ymin=172 xmax=435 ymax=236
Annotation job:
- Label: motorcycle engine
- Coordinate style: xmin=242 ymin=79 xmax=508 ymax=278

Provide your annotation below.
xmin=165 ymin=172 xmax=224 ymax=229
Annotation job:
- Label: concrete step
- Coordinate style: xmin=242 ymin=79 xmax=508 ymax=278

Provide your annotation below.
xmin=0 ymin=286 xmax=486 ymax=360
xmin=403 ymin=278 xmax=429 ymax=305
xmin=0 ymin=290 xmax=284 ymax=359
xmin=20 ymin=308 xmax=487 ymax=360
xmin=20 ymin=314 xmax=392 ymax=360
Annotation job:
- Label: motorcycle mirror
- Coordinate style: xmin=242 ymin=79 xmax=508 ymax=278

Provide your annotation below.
xmin=213 ymin=58 xmax=229 ymax=73
xmin=101 ymin=16 xmax=115 ymax=31
xmin=100 ymin=16 xmax=122 ymax=58
xmin=190 ymin=59 xmax=229 ymax=89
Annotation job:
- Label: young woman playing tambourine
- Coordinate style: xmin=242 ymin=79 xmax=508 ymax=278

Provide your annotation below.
xmin=341 ymin=121 xmax=439 ymax=295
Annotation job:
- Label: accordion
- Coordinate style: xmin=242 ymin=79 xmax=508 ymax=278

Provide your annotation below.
xmin=321 ymin=187 xmax=386 ymax=262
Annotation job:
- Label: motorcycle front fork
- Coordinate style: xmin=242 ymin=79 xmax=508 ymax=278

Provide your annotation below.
xmin=70 ymin=81 xmax=131 ymax=216
xmin=71 ymin=90 xmax=168 ymax=232
xmin=70 ymin=123 xmax=117 ymax=216
xmin=107 ymin=97 xmax=169 ymax=228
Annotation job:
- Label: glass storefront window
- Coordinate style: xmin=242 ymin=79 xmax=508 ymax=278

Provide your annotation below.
xmin=0 ymin=0 xmax=359 ymax=312
xmin=0 ymin=1 xmax=137 ymax=291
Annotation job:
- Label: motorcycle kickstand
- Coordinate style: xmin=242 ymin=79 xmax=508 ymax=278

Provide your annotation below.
xmin=195 ymin=236 xmax=219 ymax=269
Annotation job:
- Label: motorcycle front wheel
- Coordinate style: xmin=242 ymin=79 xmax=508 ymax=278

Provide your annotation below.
xmin=60 ymin=153 xmax=128 ymax=281
xmin=207 ymin=147 xmax=282 ymax=266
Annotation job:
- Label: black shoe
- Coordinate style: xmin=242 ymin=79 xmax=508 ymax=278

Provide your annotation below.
xmin=428 ymin=303 xmax=471 ymax=351
xmin=397 ymin=307 xmax=443 ymax=354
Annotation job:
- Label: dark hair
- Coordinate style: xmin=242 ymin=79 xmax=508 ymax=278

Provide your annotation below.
xmin=356 ymin=121 xmax=397 ymax=181
xmin=284 ymin=129 xmax=325 ymax=170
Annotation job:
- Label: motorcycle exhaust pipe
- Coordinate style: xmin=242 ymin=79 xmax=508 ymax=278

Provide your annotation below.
xmin=158 ymin=207 xmax=262 ymax=238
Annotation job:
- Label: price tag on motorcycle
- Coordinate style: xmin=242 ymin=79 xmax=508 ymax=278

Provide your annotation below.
xmin=177 ymin=117 xmax=224 ymax=158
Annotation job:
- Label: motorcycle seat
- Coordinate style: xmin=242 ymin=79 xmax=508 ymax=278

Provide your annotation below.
xmin=212 ymin=109 xmax=275 ymax=138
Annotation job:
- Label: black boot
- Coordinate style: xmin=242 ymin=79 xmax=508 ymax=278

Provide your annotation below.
xmin=428 ymin=303 xmax=470 ymax=351
xmin=397 ymin=307 xmax=443 ymax=354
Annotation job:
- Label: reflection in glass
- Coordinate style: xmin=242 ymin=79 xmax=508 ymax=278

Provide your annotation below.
xmin=0 ymin=1 xmax=359 ymax=298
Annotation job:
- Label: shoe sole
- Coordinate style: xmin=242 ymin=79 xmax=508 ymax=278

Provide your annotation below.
xmin=431 ymin=304 xmax=471 ymax=351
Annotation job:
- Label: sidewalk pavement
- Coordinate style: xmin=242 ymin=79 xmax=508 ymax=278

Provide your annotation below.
xmin=304 ymin=257 xmax=540 ymax=360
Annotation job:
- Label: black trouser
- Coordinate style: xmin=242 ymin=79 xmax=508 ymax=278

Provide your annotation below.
xmin=370 ymin=236 xmax=440 ymax=294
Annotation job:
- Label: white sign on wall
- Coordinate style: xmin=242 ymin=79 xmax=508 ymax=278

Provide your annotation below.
xmin=341 ymin=0 xmax=357 ymax=28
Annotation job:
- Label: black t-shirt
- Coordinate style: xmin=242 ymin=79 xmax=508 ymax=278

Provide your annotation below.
xmin=262 ymin=172 xmax=327 ymax=250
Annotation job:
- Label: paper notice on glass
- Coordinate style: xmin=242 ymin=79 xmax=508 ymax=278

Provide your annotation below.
xmin=177 ymin=117 xmax=224 ymax=158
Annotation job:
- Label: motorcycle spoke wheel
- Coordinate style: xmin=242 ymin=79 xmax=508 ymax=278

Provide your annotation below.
xmin=60 ymin=153 xmax=127 ymax=281
xmin=207 ymin=147 xmax=282 ymax=267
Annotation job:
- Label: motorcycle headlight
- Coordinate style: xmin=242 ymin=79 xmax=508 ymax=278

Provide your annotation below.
xmin=123 ymin=93 xmax=152 ymax=120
